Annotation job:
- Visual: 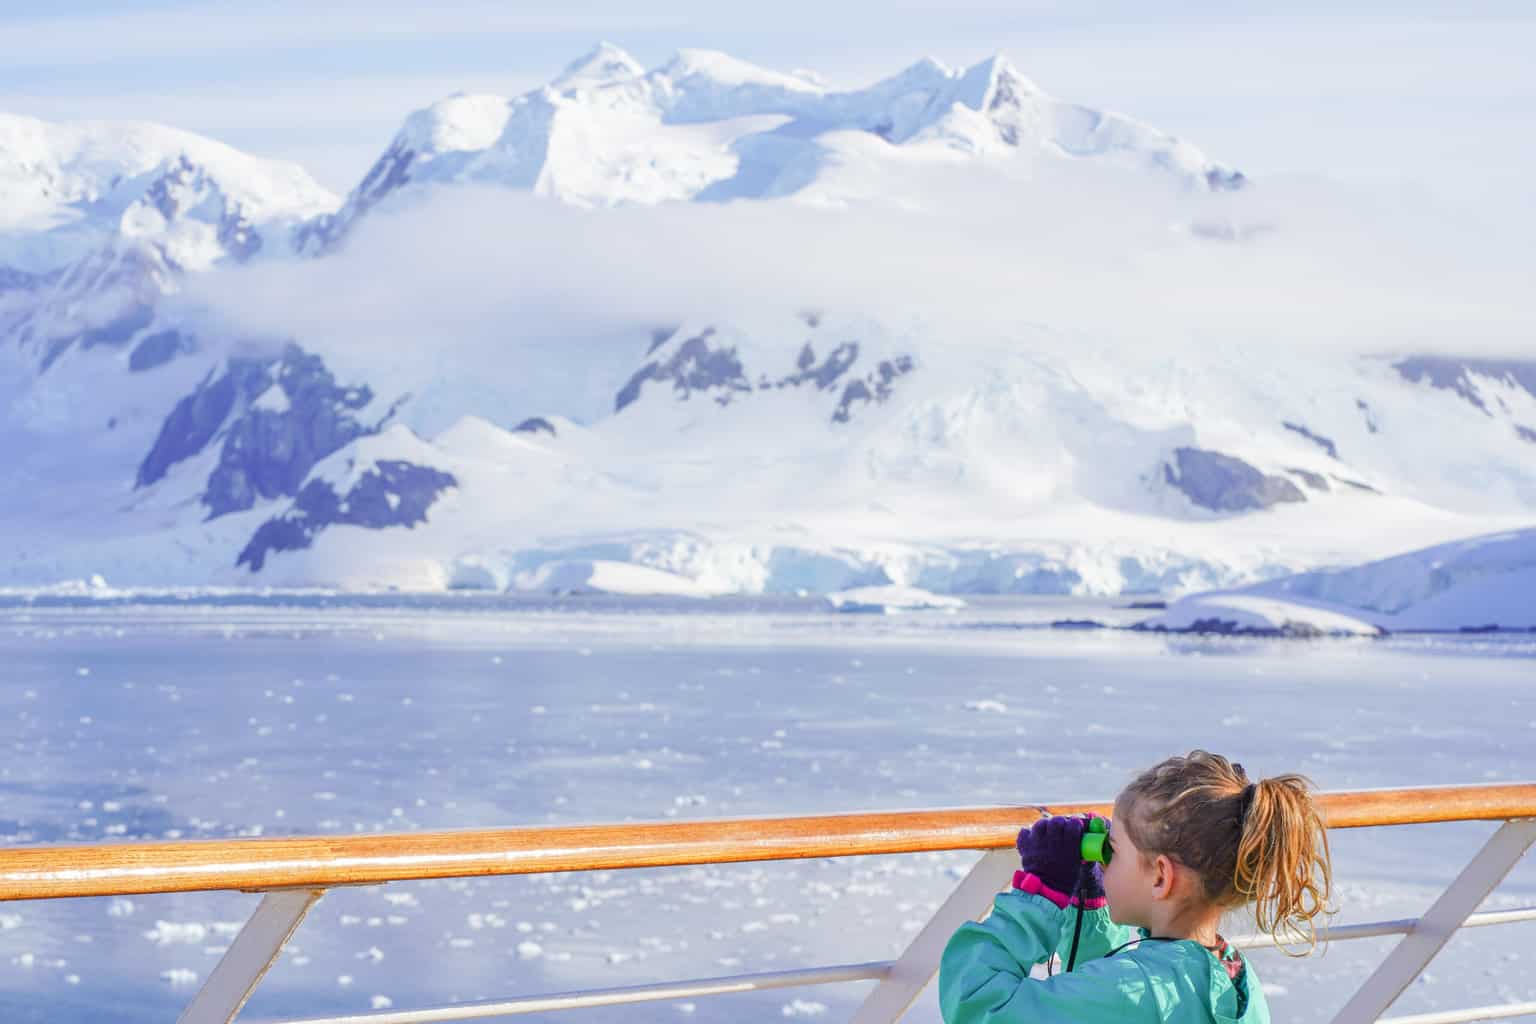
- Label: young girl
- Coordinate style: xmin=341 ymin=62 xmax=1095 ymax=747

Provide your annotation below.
xmin=939 ymin=750 xmax=1332 ymax=1023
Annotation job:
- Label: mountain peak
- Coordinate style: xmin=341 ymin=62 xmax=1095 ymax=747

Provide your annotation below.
xmin=661 ymin=49 xmax=824 ymax=93
xmin=553 ymin=42 xmax=645 ymax=90
xmin=397 ymin=93 xmax=515 ymax=156
xmin=954 ymin=53 xmax=1042 ymax=114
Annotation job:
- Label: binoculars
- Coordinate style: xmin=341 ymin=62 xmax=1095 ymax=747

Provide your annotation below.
xmin=1080 ymin=816 xmax=1112 ymax=865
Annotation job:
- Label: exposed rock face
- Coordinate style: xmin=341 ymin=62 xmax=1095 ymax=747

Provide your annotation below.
xmin=1163 ymin=447 xmax=1306 ymax=513
xmin=616 ymin=331 xmax=914 ymax=424
xmin=216 ymin=207 xmax=263 ymax=262
xmin=131 ymin=155 xmax=268 ymax=271
xmin=647 ymin=326 xmax=680 ymax=354
xmin=783 ymin=341 xmax=859 ymax=391
xmin=129 ymin=328 xmax=195 ymax=372
xmin=294 ymin=138 xmax=416 ymax=255
xmin=513 ymin=417 xmax=557 ymax=436
xmin=615 ymin=328 xmax=748 ymax=412
xmin=136 ymin=359 xmax=272 ymax=488
xmin=1287 ymin=467 xmax=1330 ymax=491
xmin=832 ymin=355 xmax=914 ymax=424
xmin=1395 ymin=356 xmax=1536 ymax=412
xmin=237 ymin=459 xmax=457 ymax=571
xmin=204 ymin=348 xmax=377 ymax=517
xmin=1282 ymin=421 xmax=1338 ymax=459
xmin=136 ymin=343 xmax=384 ymax=518
xmin=1518 ymin=426 xmax=1536 ymax=445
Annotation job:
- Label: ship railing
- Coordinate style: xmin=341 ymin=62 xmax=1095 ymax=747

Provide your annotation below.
xmin=0 ymin=782 xmax=1532 ymax=1024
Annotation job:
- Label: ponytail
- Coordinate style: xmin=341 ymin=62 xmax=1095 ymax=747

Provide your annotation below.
xmin=1233 ymin=775 xmax=1333 ymax=952
xmin=1117 ymin=751 xmax=1334 ymax=954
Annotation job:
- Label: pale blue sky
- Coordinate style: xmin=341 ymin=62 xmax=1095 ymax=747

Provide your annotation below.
xmin=2 ymin=2 xmax=1533 ymax=200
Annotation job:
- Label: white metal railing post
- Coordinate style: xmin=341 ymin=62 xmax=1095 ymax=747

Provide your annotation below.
xmin=178 ymin=888 xmax=327 ymax=1024
xmin=1329 ymin=819 xmax=1536 ymax=1024
xmin=851 ymin=847 xmax=1019 ymax=1024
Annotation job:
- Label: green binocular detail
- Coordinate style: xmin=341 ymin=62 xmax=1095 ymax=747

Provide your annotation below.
xmin=1080 ymin=816 xmax=1111 ymax=864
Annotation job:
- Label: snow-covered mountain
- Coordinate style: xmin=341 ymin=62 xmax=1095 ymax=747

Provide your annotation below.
xmin=297 ymin=43 xmax=1243 ymax=252
xmin=0 ymin=113 xmax=338 ymax=374
xmin=1 ymin=46 xmax=1531 ymax=602
xmin=0 ymin=112 xmax=336 ymax=273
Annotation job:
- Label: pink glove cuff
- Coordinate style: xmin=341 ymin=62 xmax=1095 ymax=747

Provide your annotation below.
xmin=1012 ymin=871 xmax=1109 ymax=910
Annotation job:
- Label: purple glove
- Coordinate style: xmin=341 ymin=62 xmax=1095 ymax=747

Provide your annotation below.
xmin=1014 ymin=815 xmax=1106 ymax=909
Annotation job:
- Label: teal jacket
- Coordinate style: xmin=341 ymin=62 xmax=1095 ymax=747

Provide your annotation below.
xmin=939 ymin=890 xmax=1267 ymax=1023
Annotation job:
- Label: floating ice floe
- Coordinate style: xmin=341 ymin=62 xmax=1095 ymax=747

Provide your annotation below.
xmin=144 ymin=921 xmax=208 ymax=945
xmin=824 ymin=585 xmax=966 ymax=614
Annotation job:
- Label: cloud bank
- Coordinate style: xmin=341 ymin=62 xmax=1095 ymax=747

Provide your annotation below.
xmin=188 ymin=165 xmax=1535 ymax=398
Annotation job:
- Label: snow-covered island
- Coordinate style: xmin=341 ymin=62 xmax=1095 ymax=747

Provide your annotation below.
xmin=1137 ymin=528 xmax=1536 ymax=635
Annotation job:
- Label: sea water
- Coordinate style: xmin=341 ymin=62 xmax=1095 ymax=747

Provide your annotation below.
xmin=0 ymin=596 xmax=1531 ymax=1022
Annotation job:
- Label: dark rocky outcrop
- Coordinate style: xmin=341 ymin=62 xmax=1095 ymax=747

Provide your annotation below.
xmin=615 ymin=328 xmax=749 ymax=412
xmin=143 ymin=156 xmax=264 ymax=266
xmin=136 ymin=343 xmax=386 ymax=519
xmin=781 ymin=341 xmax=859 ymax=391
xmin=1516 ymin=425 xmax=1536 ymax=445
xmin=1332 ymin=476 xmax=1381 ymax=495
xmin=615 ymin=330 xmax=915 ymax=424
xmin=1395 ymin=356 xmax=1536 ymax=413
xmin=1163 ymin=448 xmax=1306 ymax=513
xmin=1134 ymin=617 xmax=1341 ymax=638
xmin=833 ymin=356 xmax=914 ymax=424
xmin=1286 ymin=468 xmax=1330 ymax=491
xmin=1205 ymin=168 xmax=1248 ymax=192
xmin=237 ymin=459 xmax=457 ymax=571
xmin=203 ymin=348 xmax=376 ymax=517
xmin=1356 ymin=399 xmax=1379 ymax=434
xmin=129 ymin=329 xmax=195 ymax=372
xmin=647 ymin=326 xmax=680 ymax=355
xmin=217 ymin=207 xmax=263 ymax=262
xmin=136 ymin=359 xmax=272 ymax=487
xmin=513 ymin=417 xmax=557 ymax=437
xmin=294 ymin=139 xmax=417 ymax=255
xmin=1282 ymin=421 xmax=1338 ymax=459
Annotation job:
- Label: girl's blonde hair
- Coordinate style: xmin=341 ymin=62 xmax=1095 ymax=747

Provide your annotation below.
xmin=1115 ymin=750 xmax=1333 ymax=952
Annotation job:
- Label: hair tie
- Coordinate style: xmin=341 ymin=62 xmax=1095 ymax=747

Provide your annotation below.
xmin=1238 ymin=782 xmax=1258 ymax=825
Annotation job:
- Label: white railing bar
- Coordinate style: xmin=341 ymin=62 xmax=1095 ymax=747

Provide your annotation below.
xmin=257 ymin=878 xmax=1536 ymax=1024
xmin=1227 ymin=906 xmax=1536 ymax=949
xmin=179 ymin=888 xmax=324 ymax=1024
xmin=271 ymin=961 xmax=893 ymax=1024
xmin=1378 ymin=1001 xmax=1536 ymax=1024
xmin=1329 ymin=819 xmax=1536 ymax=1024
xmin=851 ymin=847 xmax=1018 ymax=1024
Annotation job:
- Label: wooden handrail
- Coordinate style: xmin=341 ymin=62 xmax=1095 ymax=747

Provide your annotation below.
xmin=0 ymin=782 xmax=1530 ymax=902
